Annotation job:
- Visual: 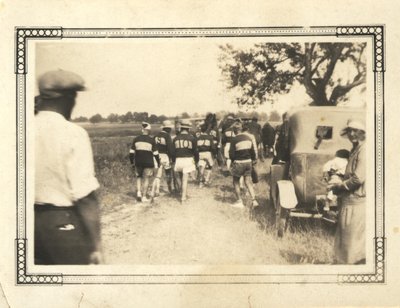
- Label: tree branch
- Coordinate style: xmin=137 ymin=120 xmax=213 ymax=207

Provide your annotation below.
xmin=311 ymin=55 xmax=328 ymax=76
xmin=303 ymin=43 xmax=318 ymax=102
xmin=322 ymin=45 xmax=344 ymax=85
xmin=329 ymin=72 xmax=366 ymax=104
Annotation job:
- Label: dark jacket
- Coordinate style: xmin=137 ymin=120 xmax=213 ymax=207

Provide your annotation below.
xmin=274 ymin=121 xmax=290 ymax=162
xmin=172 ymin=132 xmax=199 ymax=163
xmin=261 ymin=122 xmax=276 ymax=146
xmin=246 ymin=121 xmax=262 ymax=144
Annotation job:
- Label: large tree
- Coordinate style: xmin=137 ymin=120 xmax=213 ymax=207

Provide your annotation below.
xmin=219 ymin=42 xmax=366 ymax=107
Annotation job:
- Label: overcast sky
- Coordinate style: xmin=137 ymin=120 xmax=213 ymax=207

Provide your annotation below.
xmin=35 ymin=38 xmax=366 ymax=119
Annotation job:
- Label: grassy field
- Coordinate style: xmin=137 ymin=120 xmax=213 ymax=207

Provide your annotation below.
xmin=85 ymin=122 xmax=335 ymax=265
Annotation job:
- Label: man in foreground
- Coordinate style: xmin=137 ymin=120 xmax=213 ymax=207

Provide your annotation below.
xmin=229 ymin=121 xmax=259 ymax=209
xmin=34 ymin=70 xmax=102 ymax=265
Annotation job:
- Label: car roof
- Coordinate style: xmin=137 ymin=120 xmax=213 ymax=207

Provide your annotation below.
xmin=288 ymin=107 xmax=366 ymax=154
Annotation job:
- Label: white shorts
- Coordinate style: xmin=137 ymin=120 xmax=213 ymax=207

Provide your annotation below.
xmin=224 ymin=143 xmax=231 ymax=159
xmin=158 ymin=153 xmax=171 ymax=170
xmin=174 ymin=157 xmax=196 ymax=174
xmin=198 ymin=151 xmax=214 ymax=169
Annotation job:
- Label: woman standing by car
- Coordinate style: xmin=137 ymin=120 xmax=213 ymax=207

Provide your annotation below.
xmin=328 ymin=119 xmax=366 ymax=264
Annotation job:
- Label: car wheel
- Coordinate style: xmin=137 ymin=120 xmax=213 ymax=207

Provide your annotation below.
xmin=276 ymin=191 xmax=289 ymax=238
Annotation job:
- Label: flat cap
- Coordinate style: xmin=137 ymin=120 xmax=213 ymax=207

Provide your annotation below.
xmin=38 ymin=69 xmax=86 ymax=99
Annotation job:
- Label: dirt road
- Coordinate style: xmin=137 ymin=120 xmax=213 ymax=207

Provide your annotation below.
xmin=100 ymin=159 xmax=334 ymax=265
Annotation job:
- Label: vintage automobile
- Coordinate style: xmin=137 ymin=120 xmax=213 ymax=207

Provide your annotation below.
xmin=270 ymin=107 xmax=366 ymax=237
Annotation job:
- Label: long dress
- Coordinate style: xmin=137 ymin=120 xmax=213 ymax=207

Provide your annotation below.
xmin=334 ymin=141 xmax=366 ymax=264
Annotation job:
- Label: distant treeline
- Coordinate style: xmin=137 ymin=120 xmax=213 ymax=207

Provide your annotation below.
xmin=72 ymin=110 xmax=282 ymax=124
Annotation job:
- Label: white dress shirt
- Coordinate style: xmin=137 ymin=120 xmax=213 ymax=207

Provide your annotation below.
xmin=35 ymin=111 xmax=99 ymax=206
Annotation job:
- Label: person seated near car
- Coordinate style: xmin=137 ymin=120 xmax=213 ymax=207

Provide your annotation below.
xmin=322 ymin=149 xmax=350 ymax=210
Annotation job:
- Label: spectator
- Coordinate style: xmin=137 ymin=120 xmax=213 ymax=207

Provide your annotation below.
xmin=34 ymin=70 xmax=102 ymax=265
xmin=261 ymin=119 xmax=276 ymax=158
xmin=329 ymin=119 xmax=366 ymax=264
xmin=273 ymin=112 xmax=290 ymax=164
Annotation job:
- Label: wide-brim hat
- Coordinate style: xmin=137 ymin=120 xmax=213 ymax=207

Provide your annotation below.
xmin=38 ymin=69 xmax=86 ymax=99
xmin=180 ymin=119 xmax=192 ymax=129
xmin=340 ymin=119 xmax=366 ymax=136
xmin=162 ymin=120 xmax=174 ymax=129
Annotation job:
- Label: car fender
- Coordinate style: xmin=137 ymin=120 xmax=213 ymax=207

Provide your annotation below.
xmin=277 ymin=180 xmax=297 ymax=209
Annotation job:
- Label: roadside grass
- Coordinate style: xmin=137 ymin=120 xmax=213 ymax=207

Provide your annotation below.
xmin=89 ymin=124 xmax=335 ymax=265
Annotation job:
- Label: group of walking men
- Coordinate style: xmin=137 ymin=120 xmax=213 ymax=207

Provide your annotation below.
xmin=129 ymin=119 xmax=216 ymax=204
xmin=129 ymin=114 xmax=277 ymax=209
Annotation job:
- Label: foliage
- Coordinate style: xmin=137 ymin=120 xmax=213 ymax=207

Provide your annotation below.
xmin=268 ymin=110 xmax=281 ymax=122
xmin=148 ymin=114 xmax=159 ymax=124
xmin=72 ymin=116 xmax=89 ymax=122
xmin=219 ymin=42 xmax=367 ymax=107
xmin=89 ymin=113 xmax=104 ymax=124
xmin=107 ymin=113 xmax=119 ymax=123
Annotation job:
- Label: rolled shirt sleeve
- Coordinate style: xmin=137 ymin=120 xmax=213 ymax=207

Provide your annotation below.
xmin=66 ymin=127 xmax=100 ymax=201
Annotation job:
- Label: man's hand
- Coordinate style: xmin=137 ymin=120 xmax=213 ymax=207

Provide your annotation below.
xmin=89 ymin=250 xmax=103 ymax=264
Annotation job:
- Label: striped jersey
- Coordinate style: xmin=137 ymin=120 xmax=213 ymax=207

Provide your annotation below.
xmin=229 ymin=133 xmax=256 ymax=162
xmin=154 ymin=130 xmax=173 ymax=156
xmin=130 ymin=134 xmax=159 ymax=168
xmin=173 ymin=132 xmax=199 ymax=163
xmin=196 ymin=133 xmax=216 ymax=153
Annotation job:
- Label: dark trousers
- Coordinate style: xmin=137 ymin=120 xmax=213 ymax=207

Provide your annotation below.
xmin=34 ymin=204 xmax=92 ymax=265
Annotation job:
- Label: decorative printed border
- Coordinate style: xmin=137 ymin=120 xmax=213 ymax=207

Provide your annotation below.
xmin=15 ymin=26 xmax=385 ymax=285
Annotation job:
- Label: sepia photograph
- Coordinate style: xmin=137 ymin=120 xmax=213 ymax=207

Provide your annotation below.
xmin=2 ymin=0 xmax=400 ymax=305
xmin=31 ymin=35 xmax=371 ymax=269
